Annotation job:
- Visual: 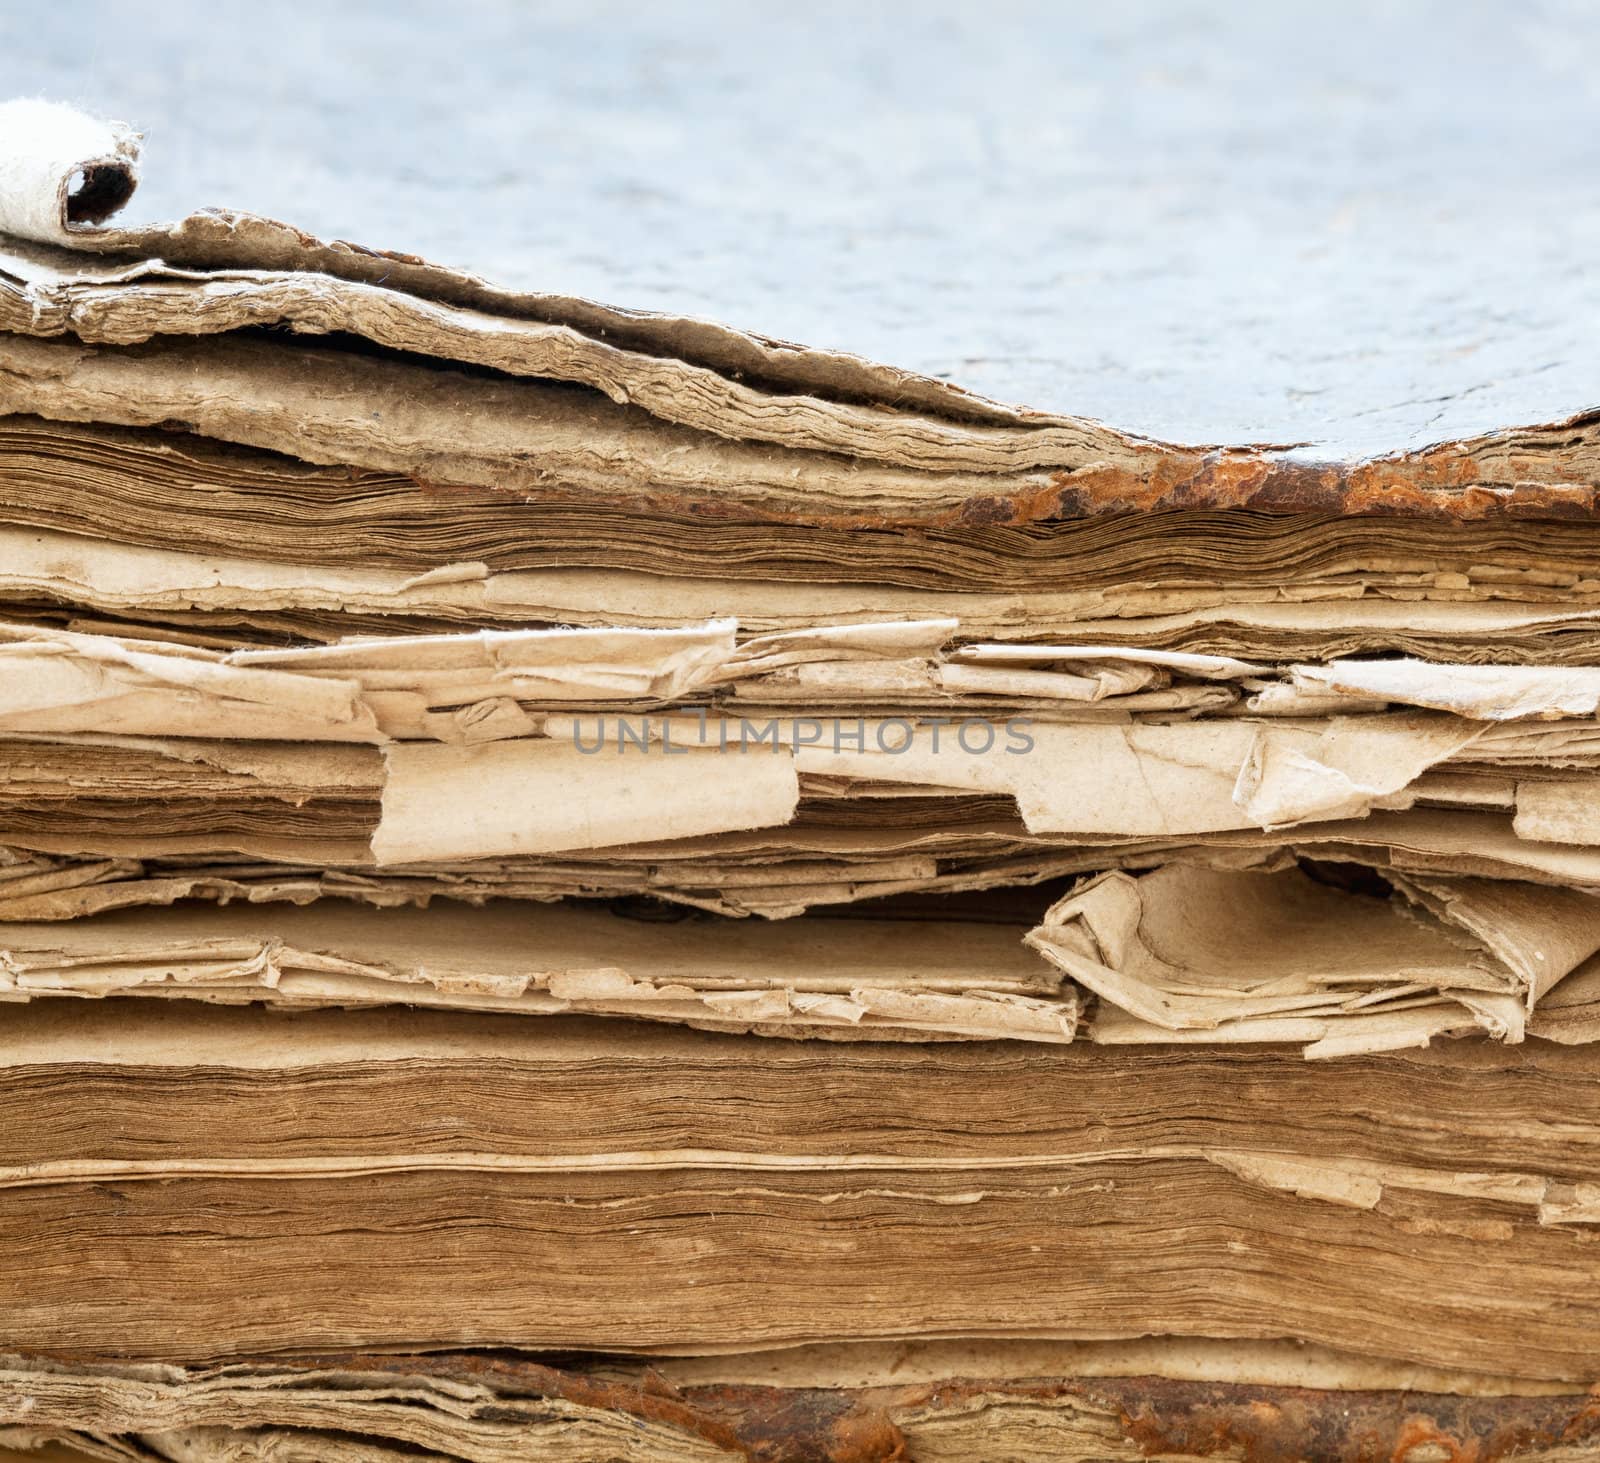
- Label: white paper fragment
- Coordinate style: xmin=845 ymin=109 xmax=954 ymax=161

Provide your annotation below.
xmin=0 ymin=99 xmax=141 ymax=245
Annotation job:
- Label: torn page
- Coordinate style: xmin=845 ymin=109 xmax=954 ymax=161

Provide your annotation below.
xmin=1026 ymin=864 xmax=1600 ymax=1057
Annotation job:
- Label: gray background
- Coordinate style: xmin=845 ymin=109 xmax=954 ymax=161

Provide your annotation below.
xmin=3 ymin=0 xmax=1597 ymax=455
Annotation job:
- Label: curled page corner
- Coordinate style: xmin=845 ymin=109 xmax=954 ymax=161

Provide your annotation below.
xmin=0 ymin=98 xmax=141 ymax=246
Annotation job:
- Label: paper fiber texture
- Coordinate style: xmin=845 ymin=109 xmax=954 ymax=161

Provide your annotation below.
xmin=373 ymin=740 xmax=803 ymax=862
xmin=0 ymin=1013 xmax=1595 ymax=1378
xmin=2 ymin=97 xmax=1600 ymax=1065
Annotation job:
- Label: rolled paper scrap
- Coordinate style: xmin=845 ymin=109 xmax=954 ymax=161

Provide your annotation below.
xmin=0 ymin=98 xmax=140 ymax=245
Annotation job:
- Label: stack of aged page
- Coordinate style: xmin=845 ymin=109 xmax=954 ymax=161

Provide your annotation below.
xmin=1 ymin=1007 xmax=1600 ymax=1462
xmin=5 ymin=103 xmax=1600 ymax=1056
xmin=2 ymin=91 xmax=1600 ymax=1462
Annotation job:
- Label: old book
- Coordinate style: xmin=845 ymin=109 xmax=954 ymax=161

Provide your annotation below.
xmin=6 ymin=109 xmax=1600 ymax=1032
xmin=3 ymin=5 xmax=1600 ymax=1452
xmin=0 ymin=107 xmax=1599 ymax=957
xmin=0 ymin=1003 xmax=1597 ymax=1381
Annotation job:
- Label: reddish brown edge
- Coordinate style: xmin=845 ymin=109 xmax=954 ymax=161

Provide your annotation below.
xmin=396 ymin=437 xmax=1600 ymax=535
xmin=40 ymin=1352 xmax=1587 ymax=1463
xmin=65 ymin=213 xmax=1600 ymax=531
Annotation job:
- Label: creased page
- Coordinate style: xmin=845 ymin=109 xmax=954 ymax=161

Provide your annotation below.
xmin=0 ymin=630 xmax=382 ymax=743
xmin=1293 ymin=661 xmax=1600 ymax=720
xmin=1234 ymin=714 xmax=1488 ymax=829
xmin=1388 ymin=874 xmax=1600 ymax=1009
xmin=1022 ymin=864 xmax=1576 ymax=1056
